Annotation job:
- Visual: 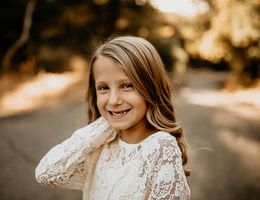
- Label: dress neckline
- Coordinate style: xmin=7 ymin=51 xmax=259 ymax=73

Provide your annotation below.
xmin=118 ymin=131 xmax=164 ymax=148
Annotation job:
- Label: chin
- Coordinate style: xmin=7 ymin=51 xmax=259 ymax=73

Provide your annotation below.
xmin=108 ymin=122 xmax=129 ymax=131
xmin=110 ymin=125 xmax=127 ymax=131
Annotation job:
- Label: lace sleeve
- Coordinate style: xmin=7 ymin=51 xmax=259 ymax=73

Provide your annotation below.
xmin=35 ymin=117 xmax=117 ymax=190
xmin=148 ymin=136 xmax=190 ymax=200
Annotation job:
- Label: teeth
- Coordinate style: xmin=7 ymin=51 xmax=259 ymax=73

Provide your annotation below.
xmin=111 ymin=111 xmax=127 ymax=115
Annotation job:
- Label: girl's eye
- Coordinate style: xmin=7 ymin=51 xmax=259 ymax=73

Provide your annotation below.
xmin=97 ymin=86 xmax=109 ymax=91
xmin=122 ymin=83 xmax=133 ymax=89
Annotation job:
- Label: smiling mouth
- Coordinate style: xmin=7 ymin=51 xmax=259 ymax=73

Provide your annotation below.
xmin=108 ymin=109 xmax=130 ymax=117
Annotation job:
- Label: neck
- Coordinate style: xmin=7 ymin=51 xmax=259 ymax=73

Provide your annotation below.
xmin=120 ymin=123 xmax=156 ymax=144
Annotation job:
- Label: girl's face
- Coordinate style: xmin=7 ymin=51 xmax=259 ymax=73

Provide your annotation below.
xmin=93 ymin=56 xmax=149 ymax=138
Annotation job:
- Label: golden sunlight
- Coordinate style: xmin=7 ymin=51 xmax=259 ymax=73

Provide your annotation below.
xmin=0 ymin=56 xmax=87 ymax=117
xmin=150 ymin=0 xmax=209 ymax=17
xmin=181 ymin=87 xmax=260 ymax=120
xmin=0 ymin=72 xmax=78 ymax=116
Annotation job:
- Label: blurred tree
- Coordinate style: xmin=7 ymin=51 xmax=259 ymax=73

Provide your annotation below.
xmin=1 ymin=0 xmax=259 ymax=87
xmin=0 ymin=0 xmax=186 ymax=73
xmin=1 ymin=0 xmax=36 ymax=73
xmin=0 ymin=0 xmax=183 ymax=74
xmin=183 ymin=0 xmax=260 ymax=85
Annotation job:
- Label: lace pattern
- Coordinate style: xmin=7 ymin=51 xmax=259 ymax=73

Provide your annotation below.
xmin=35 ymin=117 xmax=117 ymax=190
xmin=35 ymin=118 xmax=190 ymax=199
xmin=90 ymin=132 xmax=190 ymax=200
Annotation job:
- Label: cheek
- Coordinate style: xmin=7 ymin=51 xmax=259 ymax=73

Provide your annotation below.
xmin=140 ymin=102 xmax=147 ymax=116
xmin=131 ymin=94 xmax=147 ymax=111
xmin=96 ymin=94 xmax=104 ymax=112
xmin=139 ymin=99 xmax=148 ymax=116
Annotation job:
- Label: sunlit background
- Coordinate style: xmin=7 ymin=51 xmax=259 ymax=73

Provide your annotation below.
xmin=0 ymin=0 xmax=259 ymax=199
xmin=151 ymin=0 xmax=209 ymax=17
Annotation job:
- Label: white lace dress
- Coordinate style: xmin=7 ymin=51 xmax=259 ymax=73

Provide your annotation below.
xmin=35 ymin=117 xmax=190 ymax=200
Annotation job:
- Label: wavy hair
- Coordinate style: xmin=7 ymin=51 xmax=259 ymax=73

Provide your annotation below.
xmin=85 ymin=36 xmax=190 ymax=176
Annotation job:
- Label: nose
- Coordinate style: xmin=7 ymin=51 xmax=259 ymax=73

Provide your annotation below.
xmin=108 ymin=89 xmax=122 ymax=106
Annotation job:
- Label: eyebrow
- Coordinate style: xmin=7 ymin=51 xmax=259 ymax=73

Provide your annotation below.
xmin=95 ymin=78 xmax=131 ymax=84
xmin=95 ymin=81 xmax=106 ymax=87
xmin=118 ymin=78 xmax=131 ymax=83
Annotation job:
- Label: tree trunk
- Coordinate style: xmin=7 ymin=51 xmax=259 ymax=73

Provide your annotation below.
xmin=1 ymin=0 xmax=36 ymax=74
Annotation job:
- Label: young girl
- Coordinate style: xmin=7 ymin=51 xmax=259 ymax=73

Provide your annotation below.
xmin=35 ymin=36 xmax=191 ymax=199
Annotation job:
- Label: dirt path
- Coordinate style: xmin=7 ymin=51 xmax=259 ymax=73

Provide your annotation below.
xmin=0 ymin=69 xmax=259 ymax=200
xmin=175 ymin=70 xmax=260 ymax=200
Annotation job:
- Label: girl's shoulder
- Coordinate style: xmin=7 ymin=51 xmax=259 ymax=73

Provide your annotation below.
xmin=140 ymin=131 xmax=181 ymax=155
xmin=142 ymin=131 xmax=177 ymax=145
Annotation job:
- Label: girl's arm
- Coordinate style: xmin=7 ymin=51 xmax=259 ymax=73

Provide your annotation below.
xmin=35 ymin=117 xmax=117 ymax=190
xmin=148 ymin=136 xmax=191 ymax=200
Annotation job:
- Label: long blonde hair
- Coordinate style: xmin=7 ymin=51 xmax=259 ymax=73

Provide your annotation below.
xmin=85 ymin=36 xmax=190 ymax=176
